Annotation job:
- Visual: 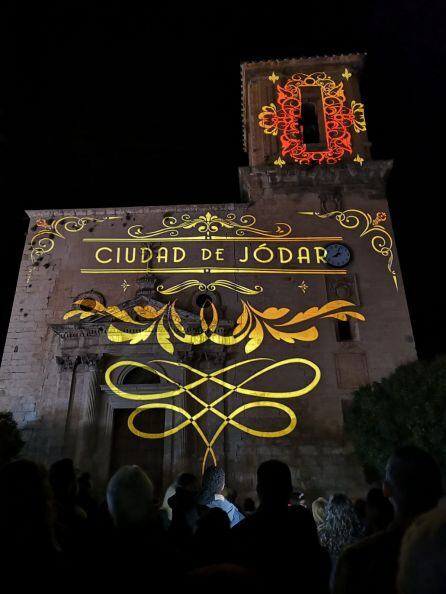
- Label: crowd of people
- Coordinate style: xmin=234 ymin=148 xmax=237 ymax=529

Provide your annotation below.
xmin=0 ymin=445 xmax=445 ymax=593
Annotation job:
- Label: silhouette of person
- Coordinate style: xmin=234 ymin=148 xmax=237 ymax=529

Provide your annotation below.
xmin=231 ymin=460 xmax=330 ymax=592
xmin=319 ymin=494 xmax=364 ymax=587
xmin=189 ymin=507 xmax=232 ymax=568
xmin=168 ymin=472 xmax=200 ymax=554
xmin=398 ymin=507 xmax=446 ymax=594
xmin=0 ymin=459 xmax=66 ymax=586
xmin=312 ymin=497 xmax=328 ymax=533
xmin=364 ymin=487 xmax=394 ymax=536
xmin=103 ymin=465 xmax=171 ymax=587
xmin=186 ymin=563 xmax=265 ymax=593
xmin=49 ymin=458 xmax=89 ymax=558
xmin=334 ymin=446 xmax=443 ymax=594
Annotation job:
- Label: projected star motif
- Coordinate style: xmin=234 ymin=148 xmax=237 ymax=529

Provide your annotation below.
xmin=121 ymin=280 xmax=131 ymax=292
xmin=274 ymin=156 xmax=285 ymax=167
xmin=298 ymin=281 xmax=309 ymax=293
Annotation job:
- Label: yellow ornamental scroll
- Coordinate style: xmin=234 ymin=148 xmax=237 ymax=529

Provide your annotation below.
xmin=105 ymin=357 xmax=321 ymax=473
xmin=64 ymin=298 xmax=365 ymax=355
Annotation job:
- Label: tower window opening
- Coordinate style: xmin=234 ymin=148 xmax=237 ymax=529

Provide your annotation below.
xmin=337 ymin=320 xmax=353 ymax=341
xmin=301 ymin=102 xmax=320 ymax=144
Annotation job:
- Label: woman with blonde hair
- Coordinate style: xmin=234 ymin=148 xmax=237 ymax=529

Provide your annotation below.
xmin=312 ymin=497 xmax=327 ymax=531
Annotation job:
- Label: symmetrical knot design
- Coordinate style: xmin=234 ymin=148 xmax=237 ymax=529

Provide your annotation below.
xmin=105 ymin=358 xmax=321 ymax=473
xmin=156 ymin=279 xmax=263 ymax=295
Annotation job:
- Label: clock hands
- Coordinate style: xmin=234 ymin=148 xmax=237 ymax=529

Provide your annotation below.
xmin=326 ymin=244 xmax=351 ymax=267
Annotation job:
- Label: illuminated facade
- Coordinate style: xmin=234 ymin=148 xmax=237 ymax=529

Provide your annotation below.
xmin=0 ymin=55 xmax=416 ymax=500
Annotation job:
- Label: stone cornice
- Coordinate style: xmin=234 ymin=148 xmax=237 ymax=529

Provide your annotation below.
xmin=242 ymin=53 xmax=365 ymax=72
xmin=25 ymin=202 xmax=241 ymax=220
xmin=239 ymin=160 xmax=393 ymax=197
xmin=51 ymin=317 xmax=233 ymax=341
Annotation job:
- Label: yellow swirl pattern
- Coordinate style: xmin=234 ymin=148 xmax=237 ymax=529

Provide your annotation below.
xmin=156 ymin=279 xmax=263 ymax=295
xmin=300 ymin=209 xmax=398 ymax=290
xmin=64 ymin=298 xmax=365 ymax=354
xmin=105 ymin=357 xmax=321 ymax=473
xmin=127 ymin=211 xmax=292 ymax=240
xmin=30 ymin=216 xmax=121 ymax=263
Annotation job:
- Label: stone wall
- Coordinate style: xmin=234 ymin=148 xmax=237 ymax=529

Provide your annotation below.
xmin=0 ymin=170 xmax=417 ymax=499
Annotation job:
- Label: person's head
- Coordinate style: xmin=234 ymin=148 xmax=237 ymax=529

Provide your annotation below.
xmin=354 ymin=498 xmax=367 ymax=523
xmin=384 ymin=446 xmax=442 ymax=519
xmin=398 ymin=508 xmax=446 ymax=594
xmin=176 ymin=472 xmax=199 ymax=493
xmin=201 ymin=466 xmax=225 ymax=496
xmin=366 ymin=487 xmax=394 ymax=532
xmin=320 ymin=494 xmax=363 ymax=556
xmin=106 ymin=465 xmax=155 ymax=530
xmin=325 ymin=493 xmax=359 ymax=525
xmin=78 ymin=472 xmax=92 ymax=496
xmin=256 ymin=460 xmax=292 ymax=507
xmin=49 ymin=458 xmax=78 ymax=503
xmin=160 ymin=483 xmax=176 ymax=521
xmin=194 ymin=507 xmax=230 ymax=542
xmin=243 ymin=497 xmax=256 ymax=513
xmin=312 ymin=497 xmax=327 ymax=528
xmin=0 ymin=459 xmax=56 ymax=551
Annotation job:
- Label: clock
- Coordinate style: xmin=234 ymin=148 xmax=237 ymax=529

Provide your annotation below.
xmin=325 ymin=243 xmax=352 ymax=267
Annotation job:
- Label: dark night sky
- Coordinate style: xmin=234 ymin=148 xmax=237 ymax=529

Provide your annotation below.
xmin=1 ymin=1 xmax=445 ymax=359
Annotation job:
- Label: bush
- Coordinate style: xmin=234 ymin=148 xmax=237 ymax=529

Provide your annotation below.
xmin=345 ymin=357 xmax=446 ymax=480
xmin=0 ymin=411 xmax=25 ymax=467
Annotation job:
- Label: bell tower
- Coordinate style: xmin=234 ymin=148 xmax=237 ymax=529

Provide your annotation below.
xmin=237 ymin=55 xmax=416 ymax=494
xmin=242 ymin=54 xmax=369 ymax=168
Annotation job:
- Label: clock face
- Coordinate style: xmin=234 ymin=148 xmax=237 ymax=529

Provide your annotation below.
xmin=325 ymin=243 xmax=352 ymax=267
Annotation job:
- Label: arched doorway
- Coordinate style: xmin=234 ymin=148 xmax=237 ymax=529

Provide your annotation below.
xmin=109 ymin=363 xmax=165 ymax=500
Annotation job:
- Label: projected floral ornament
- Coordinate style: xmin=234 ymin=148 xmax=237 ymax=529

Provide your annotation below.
xmin=258 ymin=72 xmax=366 ymax=165
xmin=30 ymin=215 xmax=121 ymax=263
xmin=63 ymin=297 xmax=365 ymax=472
xmin=126 ymin=211 xmax=292 ymax=240
xmin=63 ymin=298 xmax=365 ymax=354
xmin=299 ymin=209 xmax=398 ymax=290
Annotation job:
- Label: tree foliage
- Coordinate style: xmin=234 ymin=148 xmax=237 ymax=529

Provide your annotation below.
xmin=345 ymin=357 xmax=446 ymax=480
xmin=0 ymin=411 xmax=25 ymax=467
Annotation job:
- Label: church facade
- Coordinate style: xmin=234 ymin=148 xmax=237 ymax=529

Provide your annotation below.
xmin=0 ymin=55 xmax=416 ymax=500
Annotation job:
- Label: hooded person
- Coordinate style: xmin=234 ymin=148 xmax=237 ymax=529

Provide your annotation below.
xmin=197 ymin=466 xmax=244 ymax=528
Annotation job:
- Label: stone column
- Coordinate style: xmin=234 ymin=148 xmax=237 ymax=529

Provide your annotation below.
xmin=56 ymin=354 xmax=80 ymax=460
xmin=74 ymin=354 xmax=101 ymax=470
xmin=94 ymin=382 xmax=115 ymax=493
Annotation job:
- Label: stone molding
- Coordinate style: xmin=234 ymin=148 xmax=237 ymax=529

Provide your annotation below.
xmin=56 ymin=355 xmax=79 ymax=371
xmin=80 ymin=353 xmax=101 ymax=369
xmin=239 ymin=160 xmax=393 ymax=196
